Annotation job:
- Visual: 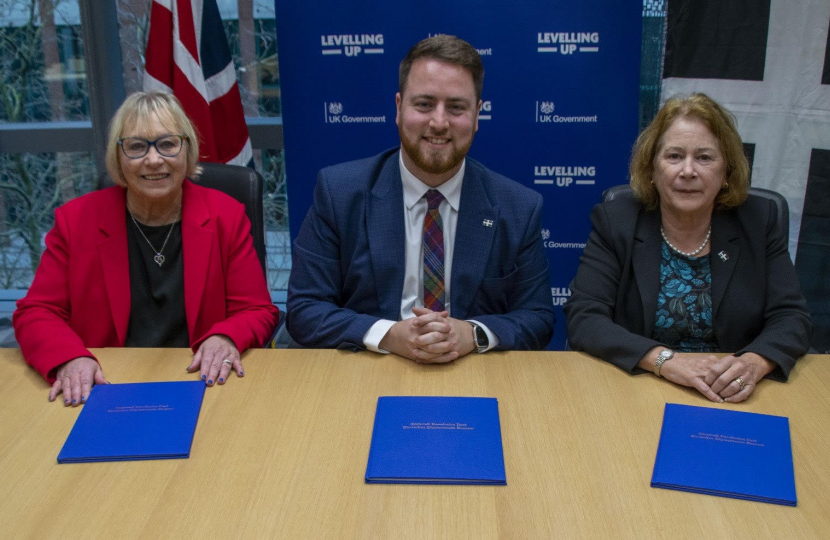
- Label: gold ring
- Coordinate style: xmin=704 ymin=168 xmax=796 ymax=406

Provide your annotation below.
xmin=734 ymin=377 xmax=744 ymax=389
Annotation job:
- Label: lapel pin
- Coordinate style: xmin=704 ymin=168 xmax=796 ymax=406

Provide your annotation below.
xmin=718 ymin=251 xmax=728 ymax=262
xmin=483 ymin=219 xmax=494 ymax=227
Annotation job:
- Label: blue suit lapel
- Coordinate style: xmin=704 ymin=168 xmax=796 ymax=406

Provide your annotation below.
xmin=367 ymin=155 xmax=406 ymax=319
xmin=451 ymin=163 xmax=497 ymax=319
xmin=632 ymin=210 xmax=662 ymax=338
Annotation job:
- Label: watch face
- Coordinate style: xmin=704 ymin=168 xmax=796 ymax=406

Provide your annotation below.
xmin=474 ymin=325 xmax=488 ymax=347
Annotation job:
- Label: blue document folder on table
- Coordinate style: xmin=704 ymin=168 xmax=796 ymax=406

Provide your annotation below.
xmin=58 ymin=381 xmax=205 ymax=464
xmin=365 ymin=396 xmax=506 ymax=485
xmin=651 ymin=403 xmax=796 ymax=506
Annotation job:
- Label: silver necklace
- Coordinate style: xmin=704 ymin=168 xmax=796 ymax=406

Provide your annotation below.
xmin=129 ymin=213 xmax=176 ymax=267
xmin=660 ymin=225 xmax=711 ymax=258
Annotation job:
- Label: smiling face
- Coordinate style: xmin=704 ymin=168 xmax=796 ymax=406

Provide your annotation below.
xmin=119 ymin=112 xmax=187 ymax=211
xmin=396 ymin=58 xmax=481 ymax=187
xmin=653 ymin=116 xmax=727 ymax=223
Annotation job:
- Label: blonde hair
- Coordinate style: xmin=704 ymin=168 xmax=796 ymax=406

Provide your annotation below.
xmin=629 ymin=92 xmax=750 ymax=210
xmin=105 ymin=91 xmax=201 ymax=187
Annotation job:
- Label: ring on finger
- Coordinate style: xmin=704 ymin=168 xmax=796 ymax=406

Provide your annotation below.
xmin=733 ymin=377 xmax=745 ymax=389
xmin=222 ymin=358 xmax=233 ymax=366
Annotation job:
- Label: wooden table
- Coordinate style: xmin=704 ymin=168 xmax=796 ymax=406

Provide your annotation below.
xmin=1 ymin=348 xmax=828 ymax=539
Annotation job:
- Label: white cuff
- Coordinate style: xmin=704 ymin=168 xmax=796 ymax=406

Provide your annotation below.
xmin=467 ymin=320 xmax=499 ymax=352
xmin=363 ymin=319 xmax=396 ymax=353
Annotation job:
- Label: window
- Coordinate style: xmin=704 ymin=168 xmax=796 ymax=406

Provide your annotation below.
xmin=0 ymin=0 xmax=96 ymax=282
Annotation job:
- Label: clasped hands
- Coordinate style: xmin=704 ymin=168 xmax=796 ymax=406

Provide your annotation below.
xmin=379 ymin=307 xmax=476 ymax=363
xmin=49 ymin=334 xmax=242 ymax=406
xmin=655 ymin=350 xmax=776 ymax=403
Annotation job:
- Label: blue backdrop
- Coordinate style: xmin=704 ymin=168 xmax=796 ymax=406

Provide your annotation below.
xmin=274 ymin=0 xmax=643 ymax=349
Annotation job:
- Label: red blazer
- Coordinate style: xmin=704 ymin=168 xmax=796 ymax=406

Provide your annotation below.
xmin=14 ymin=180 xmax=280 ymax=383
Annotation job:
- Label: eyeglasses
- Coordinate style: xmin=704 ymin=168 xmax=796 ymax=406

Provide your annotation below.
xmin=118 ymin=135 xmax=187 ymax=159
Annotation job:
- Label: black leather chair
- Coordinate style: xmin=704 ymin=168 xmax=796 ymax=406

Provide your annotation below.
xmin=601 ymin=184 xmax=790 ymax=239
xmin=99 ymin=162 xmax=267 ymax=274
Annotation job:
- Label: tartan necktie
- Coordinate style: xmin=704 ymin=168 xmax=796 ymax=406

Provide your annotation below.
xmin=423 ymin=189 xmax=446 ymax=312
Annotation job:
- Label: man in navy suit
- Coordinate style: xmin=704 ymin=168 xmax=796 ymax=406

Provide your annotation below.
xmin=287 ymin=35 xmax=554 ymax=362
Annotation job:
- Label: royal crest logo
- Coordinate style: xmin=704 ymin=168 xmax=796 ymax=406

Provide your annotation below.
xmin=328 ymin=102 xmax=344 ymax=115
xmin=541 ymin=228 xmax=551 ymax=240
xmin=540 ymin=102 xmax=555 ymax=114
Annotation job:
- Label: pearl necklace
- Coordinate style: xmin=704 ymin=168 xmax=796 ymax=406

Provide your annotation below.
xmin=660 ymin=225 xmax=711 ymax=258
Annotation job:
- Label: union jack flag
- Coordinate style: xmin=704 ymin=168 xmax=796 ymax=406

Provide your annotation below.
xmin=144 ymin=0 xmax=253 ymax=166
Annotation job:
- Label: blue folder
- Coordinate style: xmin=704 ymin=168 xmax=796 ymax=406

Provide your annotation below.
xmin=58 ymin=381 xmax=205 ymax=464
xmin=651 ymin=403 xmax=796 ymax=506
xmin=365 ymin=396 xmax=506 ymax=485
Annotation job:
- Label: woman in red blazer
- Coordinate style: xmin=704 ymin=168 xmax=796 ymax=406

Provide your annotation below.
xmin=13 ymin=92 xmax=279 ymax=406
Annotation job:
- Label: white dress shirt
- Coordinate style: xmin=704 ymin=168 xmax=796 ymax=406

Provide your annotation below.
xmin=362 ymin=151 xmax=499 ymax=353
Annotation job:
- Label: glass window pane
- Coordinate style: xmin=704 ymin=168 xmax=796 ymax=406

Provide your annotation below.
xmin=115 ymin=0 xmax=150 ymax=96
xmin=0 ymin=149 xmax=96 ymax=298
xmin=258 ymin=148 xmax=289 ymax=290
xmin=216 ymin=0 xmax=279 ymax=117
xmin=0 ymin=0 xmax=89 ymax=122
xmin=0 ymin=0 xmax=96 ymax=333
xmin=0 ymin=150 xmax=96 ymax=345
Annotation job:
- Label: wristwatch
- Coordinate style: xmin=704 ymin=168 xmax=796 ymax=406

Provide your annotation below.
xmin=470 ymin=322 xmax=489 ymax=353
xmin=654 ymin=349 xmax=674 ymax=377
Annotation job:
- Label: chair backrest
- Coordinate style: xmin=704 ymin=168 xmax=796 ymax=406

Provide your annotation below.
xmin=600 ymin=185 xmax=790 ymax=239
xmin=99 ymin=162 xmax=267 ymax=274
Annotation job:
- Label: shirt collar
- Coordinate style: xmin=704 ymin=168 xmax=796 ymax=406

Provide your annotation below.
xmin=399 ymin=150 xmax=464 ymax=212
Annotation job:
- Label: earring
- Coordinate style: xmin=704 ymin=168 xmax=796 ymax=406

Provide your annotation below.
xmin=722 ymin=182 xmax=729 ymax=190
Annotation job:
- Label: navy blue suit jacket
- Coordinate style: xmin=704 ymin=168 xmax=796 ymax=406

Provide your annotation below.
xmin=564 ymin=195 xmax=812 ymax=380
xmin=287 ymin=148 xmax=555 ymax=351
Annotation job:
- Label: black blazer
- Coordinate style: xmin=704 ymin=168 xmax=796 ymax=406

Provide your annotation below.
xmin=564 ymin=195 xmax=812 ymax=380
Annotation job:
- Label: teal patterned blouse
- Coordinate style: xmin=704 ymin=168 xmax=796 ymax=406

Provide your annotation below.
xmin=651 ymin=241 xmax=719 ymax=352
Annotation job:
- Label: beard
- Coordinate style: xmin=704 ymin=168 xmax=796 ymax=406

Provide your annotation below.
xmin=398 ymin=124 xmax=473 ymax=176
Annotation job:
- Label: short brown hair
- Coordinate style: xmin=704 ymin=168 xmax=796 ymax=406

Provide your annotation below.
xmin=629 ymin=92 xmax=750 ymax=210
xmin=399 ymin=35 xmax=484 ymax=102
xmin=105 ymin=91 xmax=201 ymax=187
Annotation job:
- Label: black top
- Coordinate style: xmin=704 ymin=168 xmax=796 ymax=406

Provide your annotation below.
xmin=124 ymin=214 xmax=189 ymax=347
